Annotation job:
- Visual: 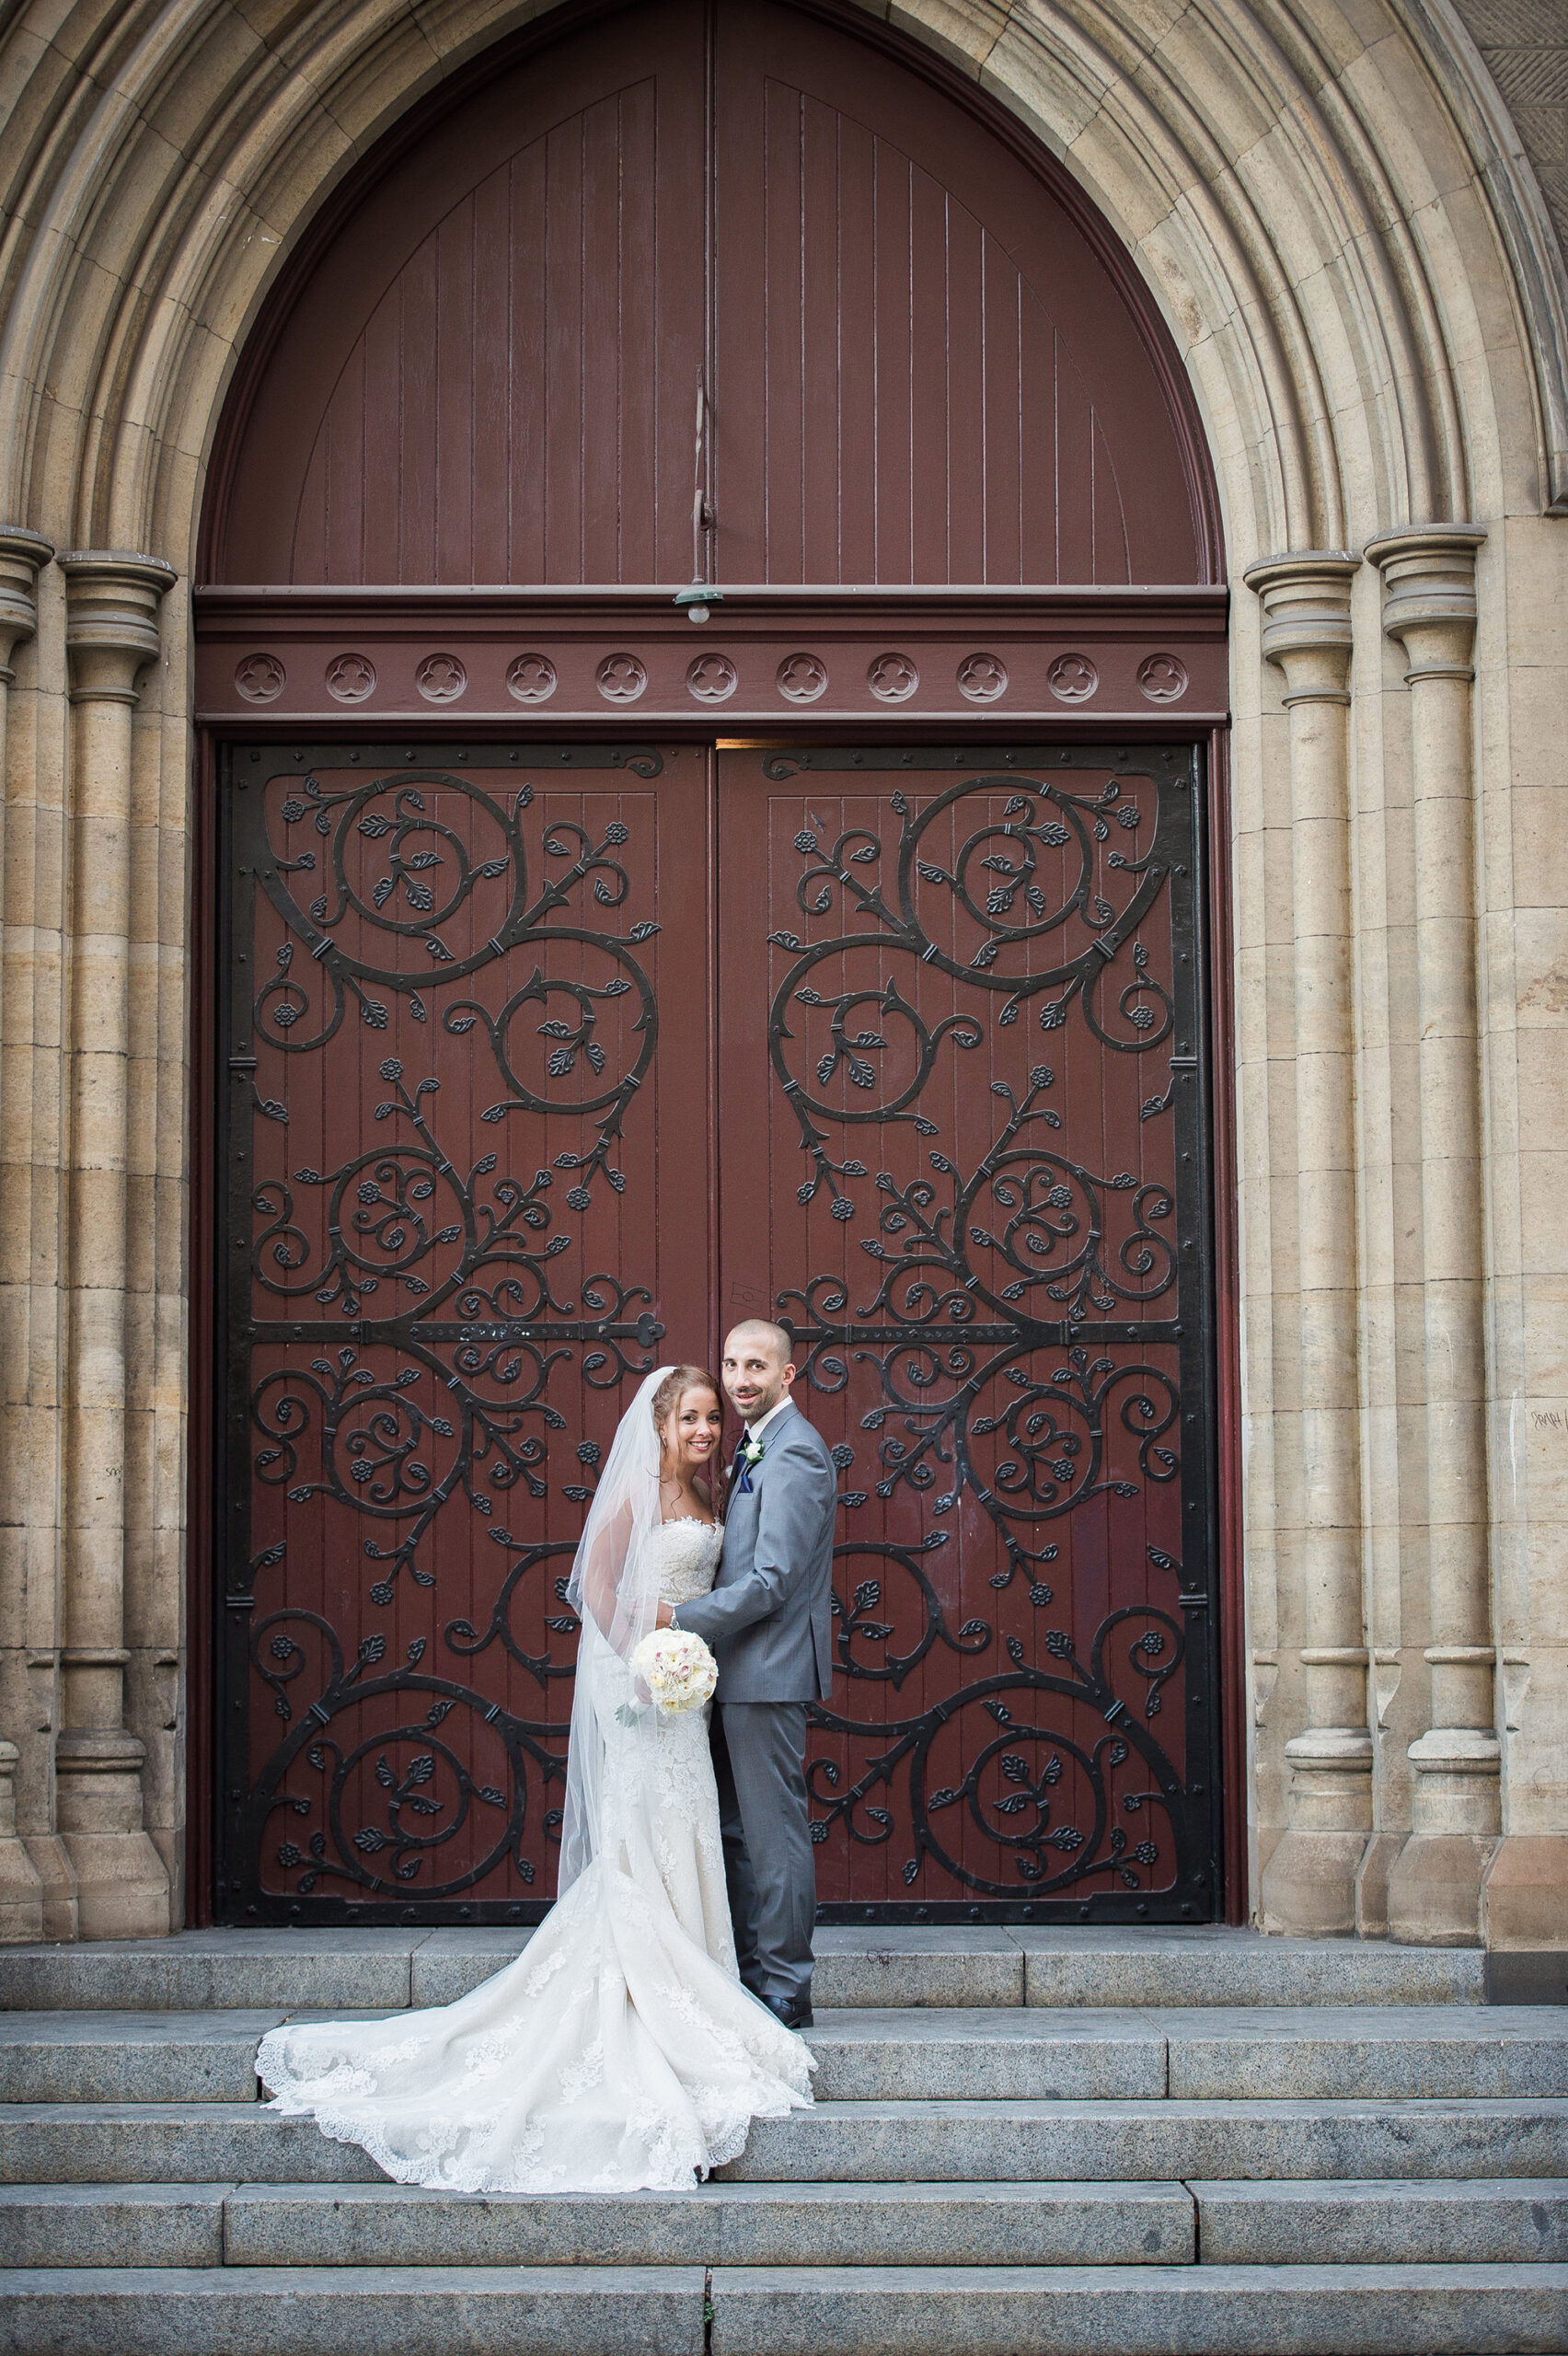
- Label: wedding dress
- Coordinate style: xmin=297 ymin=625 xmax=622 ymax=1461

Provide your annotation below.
xmin=257 ymin=1381 xmax=814 ymax=2193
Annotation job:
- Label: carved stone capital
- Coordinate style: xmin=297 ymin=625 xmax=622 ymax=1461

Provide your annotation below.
xmin=58 ymin=549 xmax=177 ymax=706
xmin=0 ymin=526 xmax=54 ymax=683
xmin=1241 ymin=551 xmax=1359 ymax=705
xmin=1365 ymin=525 xmax=1486 ymax=683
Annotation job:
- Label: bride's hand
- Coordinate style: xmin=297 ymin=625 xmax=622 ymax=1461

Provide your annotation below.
xmin=654 ymin=1600 xmax=674 ymax=1629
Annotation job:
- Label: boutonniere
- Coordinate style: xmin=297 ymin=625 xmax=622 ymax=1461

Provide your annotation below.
xmin=735 ymin=1431 xmax=766 ymax=1494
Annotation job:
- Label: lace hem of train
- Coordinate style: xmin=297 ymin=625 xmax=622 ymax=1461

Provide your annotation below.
xmin=254 ymin=1522 xmax=812 ymax=2194
xmin=257 ymin=1847 xmax=813 ymax=2193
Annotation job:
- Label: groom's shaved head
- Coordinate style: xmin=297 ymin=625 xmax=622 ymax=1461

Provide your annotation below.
xmin=721 ymin=1319 xmax=797 ymax=1424
xmin=724 ymin=1317 xmax=792 ymax=1363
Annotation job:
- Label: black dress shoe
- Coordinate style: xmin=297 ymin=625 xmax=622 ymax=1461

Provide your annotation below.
xmin=762 ymin=1992 xmax=813 ymax=2030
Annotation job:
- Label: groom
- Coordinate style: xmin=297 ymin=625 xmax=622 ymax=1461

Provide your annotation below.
xmin=658 ymin=1319 xmax=836 ymax=2028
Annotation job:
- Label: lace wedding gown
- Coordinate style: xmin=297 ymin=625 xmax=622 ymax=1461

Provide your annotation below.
xmin=256 ymin=1518 xmax=813 ymax=2191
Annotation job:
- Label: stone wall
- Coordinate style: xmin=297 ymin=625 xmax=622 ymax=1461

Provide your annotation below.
xmin=1453 ymin=0 xmax=1568 ymax=261
xmin=0 ymin=0 xmax=1564 ymax=1944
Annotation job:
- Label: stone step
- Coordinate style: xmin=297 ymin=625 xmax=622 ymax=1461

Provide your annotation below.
xmin=1191 ymin=2177 xmax=1568 ymax=2265
xmin=0 ymin=2013 xmax=287 ymax=2105
xmin=1157 ymin=2004 xmax=1568 ymax=2100
xmin=230 ymin=2177 xmax=1192 ymax=2268
xmin=0 ymin=1932 xmax=424 ymax=2016
xmin=0 ymin=2264 xmax=707 ymax=2354
xmin=0 ymin=1925 xmax=1495 ymax=2015
xmin=807 ymin=2004 xmax=1568 ymax=2101
xmin=718 ymin=2096 xmax=1568 ymax=2183
xmin=7 ymin=2175 xmax=1567 ymax=2270
xmin=7 ymin=2095 xmax=1568 ymax=2189
xmin=0 ymin=2105 xmax=389 ymax=2185
xmin=1013 ymin=1929 xmax=1490 ymax=2013
xmin=0 ymin=2184 xmax=229 ymax=2269
xmin=0 ymin=2179 xmax=1196 ymax=2269
xmin=807 ymin=2010 xmax=1165 ymax=2100
xmin=2 ymin=2260 xmax=1565 ymax=2355
xmin=703 ymin=2260 xmax=1568 ymax=2355
xmin=4 ymin=2175 xmax=1567 ymax=2272
xmin=13 ymin=2004 xmax=1563 ymax=2108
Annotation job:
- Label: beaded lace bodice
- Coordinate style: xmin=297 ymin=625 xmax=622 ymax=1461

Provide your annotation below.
xmin=651 ymin=1516 xmax=723 ymax=1607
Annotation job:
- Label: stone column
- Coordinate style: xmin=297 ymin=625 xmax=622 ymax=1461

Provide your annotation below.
xmin=0 ymin=529 xmax=53 ymax=957
xmin=0 ymin=526 xmax=53 ymax=1944
xmin=1243 ymin=552 xmax=1372 ymax=1934
xmin=55 ymin=551 xmax=176 ymax=1938
xmin=0 ymin=527 xmax=53 ymax=688
xmin=1367 ymin=526 xmax=1497 ymax=1946
xmin=0 ymin=1740 xmax=42 ymax=1940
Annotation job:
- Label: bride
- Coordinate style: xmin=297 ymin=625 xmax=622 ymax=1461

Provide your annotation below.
xmin=255 ymin=1364 xmax=814 ymax=2193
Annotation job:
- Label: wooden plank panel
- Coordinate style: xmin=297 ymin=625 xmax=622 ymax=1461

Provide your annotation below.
xmin=800 ymin=93 xmax=843 ymax=583
xmin=435 ymin=201 xmax=476 ymax=583
xmin=544 ymin=114 xmax=586 ymax=583
xmin=617 ymin=78 xmax=660 ymax=583
xmin=716 ymin=745 xmax=1221 ymax=1919
xmin=908 ymin=163 xmax=950 ymax=583
xmin=872 ymin=142 xmax=914 ymax=583
xmin=764 ymin=76 xmax=806 ymax=583
xmin=581 ymin=93 xmax=625 ymax=579
xmin=469 ymin=169 xmax=513 ymax=584
xmin=1092 ymin=413 xmax=1133 ymax=584
xmin=398 ymin=236 xmax=439 ymax=582
xmin=835 ymin=112 xmax=878 ymax=586
xmin=980 ymin=236 xmax=1022 ymax=585
xmin=706 ymin=0 xmax=1206 ymax=588
xmin=290 ymin=434 xmax=329 ymax=585
xmin=944 ymin=197 xmax=986 ymax=584
xmin=219 ymin=743 xmax=714 ymax=1921
xmin=507 ymin=142 xmax=548 ymax=583
xmin=710 ymin=30 xmax=767 ymax=581
xmin=324 ymin=343 xmax=366 ymax=585
xmin=1052 ymin=324 xmax=1095 ymax=583
xmin=359 ymin=292 xmax=404 ymax=585
xmin=218 ymin=0 xmax=1208 ymax=589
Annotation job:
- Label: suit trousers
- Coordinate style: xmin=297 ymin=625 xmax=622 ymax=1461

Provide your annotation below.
xmin=709 ymin=1701 xmax=815 ymax=2008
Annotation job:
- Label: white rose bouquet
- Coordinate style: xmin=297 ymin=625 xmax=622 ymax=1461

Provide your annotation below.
xmin=628 ymin=1627 xmax=719 ymax=1715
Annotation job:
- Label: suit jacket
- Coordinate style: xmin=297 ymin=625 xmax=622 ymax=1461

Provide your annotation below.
xmin=673 ymin=1397 xmax=836 ymax=1702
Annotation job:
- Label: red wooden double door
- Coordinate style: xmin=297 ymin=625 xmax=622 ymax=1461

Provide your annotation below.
xmin=207 ymin=0 xmax=1226 ymax=1924
xmin=215 ymin=736 xmax=1220 ymax=1923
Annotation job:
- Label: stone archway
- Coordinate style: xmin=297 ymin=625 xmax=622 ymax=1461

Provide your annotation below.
xmin=0 ymin=0 xmax=1563 ymax=1949
xmin=194 ymin=0 xmax=1234 ymax=1931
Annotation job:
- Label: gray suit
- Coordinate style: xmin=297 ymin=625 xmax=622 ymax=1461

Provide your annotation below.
xmin=672 ymin=1397 xmax=836 ymax=2008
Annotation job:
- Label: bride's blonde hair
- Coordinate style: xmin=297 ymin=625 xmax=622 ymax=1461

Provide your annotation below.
xmin=651 ymin=1365 xmax=724 ymax=1483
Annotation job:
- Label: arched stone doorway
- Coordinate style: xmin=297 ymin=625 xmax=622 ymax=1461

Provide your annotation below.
xmin=194 ymin=0 xmax=1235 ymax=1926
xmin=0 ymin=0 xmax=1560 ymax=1954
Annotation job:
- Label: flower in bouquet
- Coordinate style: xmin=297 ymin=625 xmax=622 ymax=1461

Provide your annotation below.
xmin=628 ymin=1627 xmax=719 ymax=1715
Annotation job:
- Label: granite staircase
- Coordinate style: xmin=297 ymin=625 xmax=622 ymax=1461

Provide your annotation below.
xmin=0 ymin=1924 xmax=1565 ymax=2354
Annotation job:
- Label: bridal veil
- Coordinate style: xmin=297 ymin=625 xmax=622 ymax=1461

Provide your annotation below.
xmin=559 ymin=1363 xmax=675 ymax=1893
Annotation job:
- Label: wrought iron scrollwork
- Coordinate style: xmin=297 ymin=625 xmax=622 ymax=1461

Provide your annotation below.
xmin=763 ymin=751 xmax=1215 ymax=1910
xmin=771 ymin=761 xmax=1183 ymax=1587
xmin=222 ymin=747 xmax=665 ymax=1916
xmin=248 ymin=1607 xmax=562 ymax=1899
xmin=808 ymin=1600 xmax=1192 ymax=1897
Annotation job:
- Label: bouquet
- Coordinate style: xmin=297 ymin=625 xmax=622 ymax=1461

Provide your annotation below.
xmin=628 ymin=1627 xmax=719 ymax=1715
